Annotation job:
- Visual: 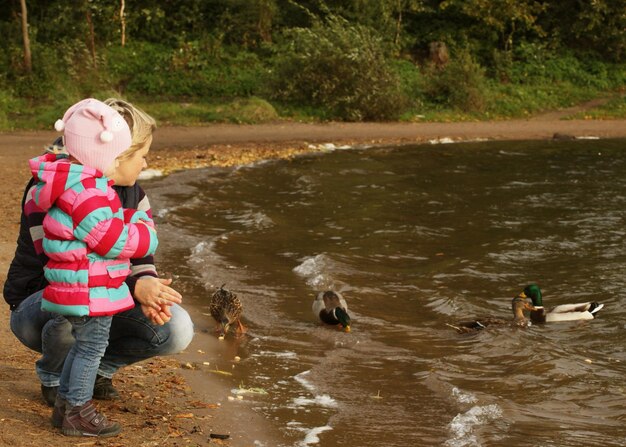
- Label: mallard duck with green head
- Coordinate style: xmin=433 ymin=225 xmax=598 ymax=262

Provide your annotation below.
xmin=210 ymin=284 xmax=246 ymax=337
xmin=312 ymin=291 xmax=351 ymax=332
xmin=518 ymin=284 xmax=604 ymax=323
xmin=449 ymin=295 xmax=536 ymax=333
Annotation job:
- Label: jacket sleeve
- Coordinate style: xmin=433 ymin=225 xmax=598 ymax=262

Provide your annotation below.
xmin=71 ymin=187 xmax=158 ymax=260
xmin=3 ymin=179 xmax=49 ymax=309
xmin=122 ymin=208 xmax=155 ymax=227
xmin=23 ymin=181 xmax=49 ymax=261
xmin=119 ymin=185 xmax=159 ymax=297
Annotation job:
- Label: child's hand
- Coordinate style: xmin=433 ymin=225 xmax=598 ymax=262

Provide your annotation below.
xmin=141 ymin=304 xmax=172 ymax=326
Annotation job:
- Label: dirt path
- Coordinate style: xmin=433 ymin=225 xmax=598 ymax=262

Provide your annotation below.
xmin=1 ymin=117 xmax=625 ymax=446
xmin=3 ymin=114 xmax=625 ymax=152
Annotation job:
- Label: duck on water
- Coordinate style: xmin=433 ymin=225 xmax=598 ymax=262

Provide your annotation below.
xmin=312 ymin=290 xmax=351 ymax=332
xmin=449 ymin=284 xmax=604 ymax=333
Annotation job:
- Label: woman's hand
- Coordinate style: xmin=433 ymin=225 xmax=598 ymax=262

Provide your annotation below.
xmin=134 ymin=276 xmax=183 ymax=319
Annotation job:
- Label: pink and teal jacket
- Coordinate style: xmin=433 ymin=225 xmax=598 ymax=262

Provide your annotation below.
xmin=29 ymin=153 xmax=159 ymax=317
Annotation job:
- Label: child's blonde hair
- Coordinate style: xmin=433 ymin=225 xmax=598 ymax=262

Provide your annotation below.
xmin=104 ymin=98 xmax=156 ymax=161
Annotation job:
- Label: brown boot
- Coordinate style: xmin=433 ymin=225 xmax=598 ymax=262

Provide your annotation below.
xmin=93 ymin=375 xmax=120 ymax=400
xmin=51 ymin=395 xmax=67 ymax=428
xmin=62 ymin=400 xmax=121 ymax=437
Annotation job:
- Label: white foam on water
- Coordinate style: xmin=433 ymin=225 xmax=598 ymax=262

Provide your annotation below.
xmin=293 ymin=394 xmax=338 ymax=408
xmin=155 ymin=208 xmax=169 ymax=218
xmin=468 ymin=138 xmax=489 ymax=142
xmin=445 ymin=404 xmax=503 ymax=447
xmin=138 ymin=168 xmax=163 ymax=180
xmin=189 ymin=240 xmax=226 ymax=275
xmin=308 ymin=142 xmax=352 ymax=152
xmin=254 ymin=350 xmax=298 ymax=359
xmin=292 ymin=371 xmax=338 ymax=409
xmin=292 ymin=254 xmax=334 ymax=289
xmin=299 ymin=425 xmax=333 ymax=446
xmin=294 ymin=370 xmax=316 ymax=393
xmin=190 ymin=240 xmax=216 ymax=257
xmin=429 ymin=137 xmax=455 ymax=144
xmin=451 ymin=387 xmax=478 ymax=404
xmin=292 ymin=253 xmax=356 ymax=291
xmin=187 ymin=239 xmax=248 ymax=292
xmin=230 ymin=211 xmax=275 ymax=229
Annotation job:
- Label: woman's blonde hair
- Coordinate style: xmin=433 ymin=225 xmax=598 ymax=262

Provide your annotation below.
xmin=104 ymin=98 xmax=156 ymax=161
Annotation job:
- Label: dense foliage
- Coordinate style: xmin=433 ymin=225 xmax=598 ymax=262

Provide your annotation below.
xmin=270 ymin=13 xmax=405 ymax=120
xmin=0 ymin=0 xmax=625 ymax=126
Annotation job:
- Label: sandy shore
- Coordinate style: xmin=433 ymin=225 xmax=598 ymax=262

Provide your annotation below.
xmin=1 ymin=118 xmax=625 ymax=446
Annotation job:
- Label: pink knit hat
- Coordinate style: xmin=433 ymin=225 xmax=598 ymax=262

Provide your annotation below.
xmin=54 ymin=98 xmax=132 ymax=174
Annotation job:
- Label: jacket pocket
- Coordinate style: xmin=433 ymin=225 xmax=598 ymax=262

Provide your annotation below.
xmin=106 ymin=263 xmax=131 ymax=289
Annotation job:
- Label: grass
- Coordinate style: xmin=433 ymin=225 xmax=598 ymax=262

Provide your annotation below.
xmin=138 ymin=97 xmax=279 ymax=126
xmin=0 ymin=87 xmax=625 ymax=131
xmin=0 ymin=96 xmax=280 ymax=131
xmin=398 ymin=81 xmax=616 ymax=123
xmin=566 ymin=93 xmax=626 ymax=120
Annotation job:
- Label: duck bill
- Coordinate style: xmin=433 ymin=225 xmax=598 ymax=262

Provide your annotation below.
xmin=343 ymin=325 xmax=351 ymax=333
xmin=221 ymin=322 xmax=231 ymax=335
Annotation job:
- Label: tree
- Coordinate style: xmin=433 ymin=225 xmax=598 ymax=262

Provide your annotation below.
xmin=85 ymin=2 xmax=97 ymax=68
xmin=120 ymin=0 xmax=126 ymax=46
xmin=258 ymin=0 xmax=277 ymax=43
xmin=541 ymin=0 xmax=626 ymax=61
xmin=440 ymin=0 xmax=546 ymax=52
xmin=315 ymin=0 xmax=427 ymax=49
xmin=19 ymin=0 xmax=31 ymax=72
xmin=382 ymin=0 xmax=426 ymax=47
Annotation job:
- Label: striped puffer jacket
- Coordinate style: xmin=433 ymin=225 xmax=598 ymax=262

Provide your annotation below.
xmin=29 ymin=153 xmax=158 ymax=317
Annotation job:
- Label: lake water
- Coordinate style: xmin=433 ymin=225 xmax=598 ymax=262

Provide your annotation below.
xmin=145 ymin=139 xmax=626 ymax=446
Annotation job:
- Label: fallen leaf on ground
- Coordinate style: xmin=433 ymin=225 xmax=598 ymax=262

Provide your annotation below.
xmin=175 ymin=413 xmax=195 ymax=419
xmin=188 ymin=400 xmax=220 ymax=409
xmin=208 ymin=369 xmax=233 ymax=376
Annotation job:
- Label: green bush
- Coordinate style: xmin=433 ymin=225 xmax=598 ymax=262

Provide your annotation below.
xmin=105 ymin=42 xmax=267 ymax=99
xmin=105 ymin=42 xmax=175 ymax=95
xmin=270 ymin=14 xmax=405 ymax=121
xmin=6 ymin=41 xmax=112 ymax=106
xmin=423 ymin=49 xmax=488 ymax=112
xmin=507 ymin=43 xmax=622 ymax=90
xmin=392 ymin=59 xmax=425 ymax=108
xmin=0 ymin=89 xmax=17 ymax=130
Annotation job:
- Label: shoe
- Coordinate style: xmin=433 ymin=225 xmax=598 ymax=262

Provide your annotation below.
xmin=93 ymin=375 xmax=119 ymax=400
xmin=51 ymin=395 xmax=67 ymax=428
xmin=62 ymin=400 xmax=122 ymax=437
xmin=41 ymin=384 xmax=58 ymax=407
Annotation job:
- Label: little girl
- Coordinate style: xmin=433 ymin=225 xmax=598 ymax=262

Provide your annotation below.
xmin=29 ymin=98 xmax=158 ymax=437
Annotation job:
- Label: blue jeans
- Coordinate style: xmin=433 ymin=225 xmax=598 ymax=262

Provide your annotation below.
xmin=60 ymin=315 xmax=112 ymax=406
xmin=10 ymin=290 xmax=194 ymax=387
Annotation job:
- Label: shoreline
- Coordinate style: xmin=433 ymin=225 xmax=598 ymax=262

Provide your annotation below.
xmin=6 ymin=118 xmax=626 ymax=175
xmin=1 ymin=119 xmax=626 ymax=446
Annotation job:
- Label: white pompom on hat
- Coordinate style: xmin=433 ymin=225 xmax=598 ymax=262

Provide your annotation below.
xmin=54 ymin=98 xmax=131 ymax=174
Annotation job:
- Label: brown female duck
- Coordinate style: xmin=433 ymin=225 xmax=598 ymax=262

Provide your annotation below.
xmin=210 ymin=284 xmax=246 ymax=337
xmin=449 ymin=295 xmax=536 ymax=333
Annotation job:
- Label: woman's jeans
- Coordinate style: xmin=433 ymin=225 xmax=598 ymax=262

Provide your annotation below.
xmin=60 ymin=315 xmax=112 ymax=406
xmin=10 ymin=290 xmax=194 ymax=387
